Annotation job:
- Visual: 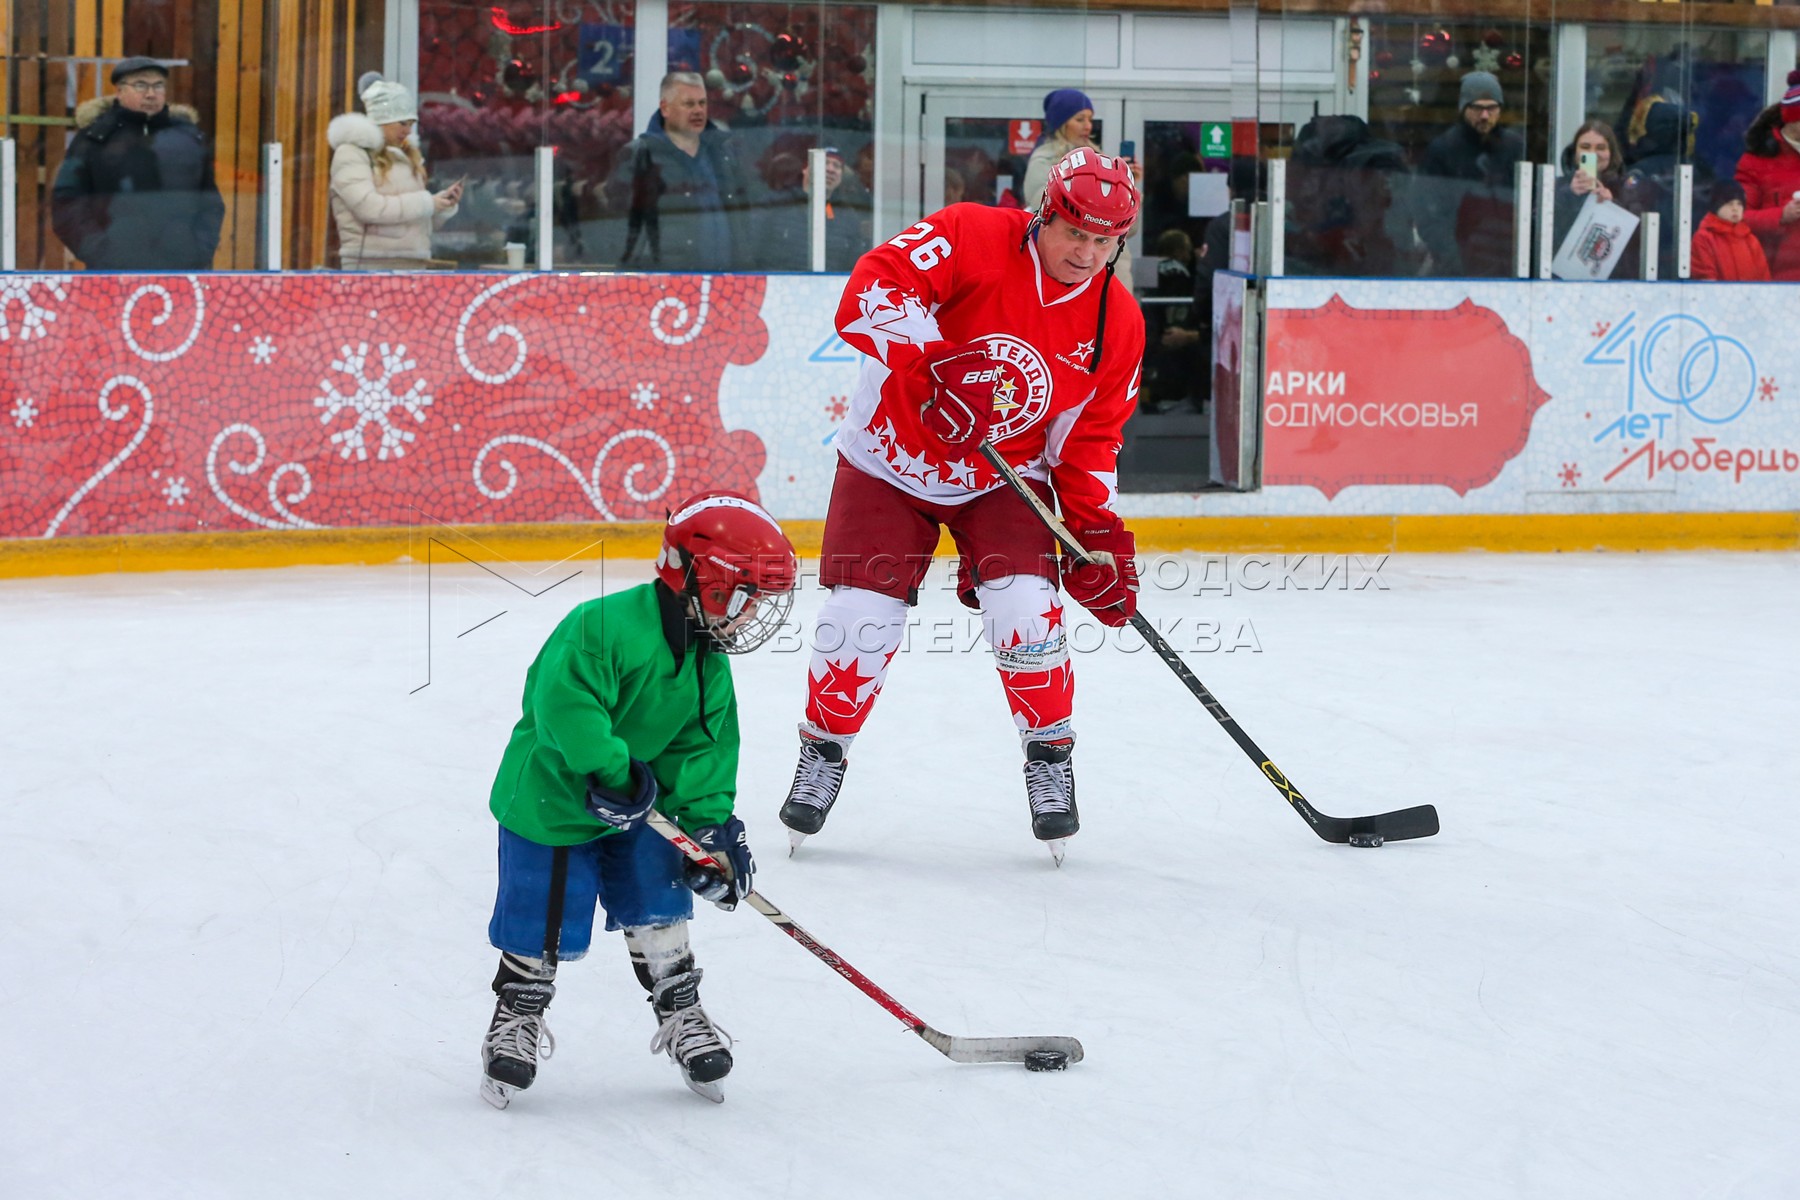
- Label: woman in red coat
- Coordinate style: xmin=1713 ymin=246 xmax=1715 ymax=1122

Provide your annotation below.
xmin=1733 ymin=71 xmax=1800 ymax=281
xmin=1690 ymin=180 xmax=1771 ymax=282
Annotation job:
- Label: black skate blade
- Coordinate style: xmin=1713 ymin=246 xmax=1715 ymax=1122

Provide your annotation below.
xmin=1045 ymin=838 xmax=1068 ymax=867
xmin=787 ymin=829 xmax=808 ymax=857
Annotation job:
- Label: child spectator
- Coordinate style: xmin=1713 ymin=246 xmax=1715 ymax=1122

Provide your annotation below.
xmin=1689 ymin=180 xmax=1771 ymax=281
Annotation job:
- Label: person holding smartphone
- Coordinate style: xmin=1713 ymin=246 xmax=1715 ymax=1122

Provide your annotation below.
xmin=327 ymin=73 xmax=461 ymax=269
xmin=1551 ymin=120 xmax=1631 ymax=269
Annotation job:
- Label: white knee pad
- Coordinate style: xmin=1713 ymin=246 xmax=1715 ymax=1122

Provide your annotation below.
xmin=976 ymin=575 xmax=1068 ymax=674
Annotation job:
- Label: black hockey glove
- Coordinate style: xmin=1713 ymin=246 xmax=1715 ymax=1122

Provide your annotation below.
xmin=585 ymin=758 xmax=659 ymax=831
xmin=682 ymin=816 xmax=755 ymax=911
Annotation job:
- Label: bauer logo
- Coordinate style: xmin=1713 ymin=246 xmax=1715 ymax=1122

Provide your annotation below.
xmin=961 ymin=367 xmax=1002 ymax=385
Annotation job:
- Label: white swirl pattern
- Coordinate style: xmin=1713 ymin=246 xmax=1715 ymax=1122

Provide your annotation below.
xmin=650 ymin=277 xmax=712 ymax=345
xmin=122 ymin=276 xmax=206 ymax=362
xmin=473 ymin=429 xmax=676 ymax=520
xmin=456 ymin=275 xmax=534 ymax=384
xmin=43 ymin=376 xmax=154 ymax=537
xmin=206 ymin=423 xmax=325 ymax=529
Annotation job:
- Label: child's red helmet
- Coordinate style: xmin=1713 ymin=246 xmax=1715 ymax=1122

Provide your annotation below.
xmin=656 ymin=492 xmax=798 ymax=652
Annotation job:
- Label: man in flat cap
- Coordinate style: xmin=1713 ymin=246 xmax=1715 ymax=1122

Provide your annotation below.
xmin=1415 ymin=70 xmax=1526 ymax=277
xmin=51 ymin=57 xmax=226 ymax=270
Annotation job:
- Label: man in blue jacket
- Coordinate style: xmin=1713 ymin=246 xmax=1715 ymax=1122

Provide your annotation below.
xmin=602 ymin=71 xmax=751 ymax=270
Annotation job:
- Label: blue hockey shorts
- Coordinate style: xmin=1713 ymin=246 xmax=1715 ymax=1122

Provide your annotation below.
xmin=488 ymin=822 xmax=693 ymax=962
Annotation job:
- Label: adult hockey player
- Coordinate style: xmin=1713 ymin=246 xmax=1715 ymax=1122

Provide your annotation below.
xmin=479 ymin=492 xmax=796 ymax=1108
xmin=779 ymin=148 xmax=1145 ymax=863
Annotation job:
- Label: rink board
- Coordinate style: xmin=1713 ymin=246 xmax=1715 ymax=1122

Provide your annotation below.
xmin=1 ymin=271 xmax=1796 ymax=574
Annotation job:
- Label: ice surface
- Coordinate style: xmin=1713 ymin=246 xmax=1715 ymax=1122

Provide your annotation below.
xmin=3 ymin=551 xmax=1798 ymax=1198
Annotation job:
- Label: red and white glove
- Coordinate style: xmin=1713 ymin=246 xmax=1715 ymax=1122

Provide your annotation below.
xmin=1060 ymin=520 xmax=1138 ymax=627
xmin=917 ymin=339 xmax=1001 ymax=459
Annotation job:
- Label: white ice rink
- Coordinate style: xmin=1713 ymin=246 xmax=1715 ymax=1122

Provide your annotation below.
xmin=3 ymin=549 xmax=1798 ymax=1199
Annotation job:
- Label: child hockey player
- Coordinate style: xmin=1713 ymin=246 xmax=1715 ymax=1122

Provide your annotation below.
xmin=479 ymin=491 xmax=797 ymax=1107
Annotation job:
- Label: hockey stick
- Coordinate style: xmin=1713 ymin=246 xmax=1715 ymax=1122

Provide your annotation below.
xmin=646 ymin=809 xmax=1084 ymax=1067
xmin=978 ymin=442 xmax=1439 ymax=845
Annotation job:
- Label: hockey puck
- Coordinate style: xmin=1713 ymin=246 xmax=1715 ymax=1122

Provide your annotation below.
xmin=1023 ymin=1050 xmax=1070 ymax=1072
xmin=1347 ymin=832 xmax=1384 ymax=848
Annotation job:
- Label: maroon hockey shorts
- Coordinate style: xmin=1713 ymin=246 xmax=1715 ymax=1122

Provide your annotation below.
xmin=817 ymin=455 xmax=1058 ymax=606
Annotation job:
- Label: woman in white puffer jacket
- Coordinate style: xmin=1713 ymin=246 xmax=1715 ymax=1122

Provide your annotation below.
xmin=328 ymin=74 xmax=460 ymax=268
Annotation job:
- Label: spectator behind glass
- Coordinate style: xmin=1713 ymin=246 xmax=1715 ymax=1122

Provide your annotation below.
xmin=1619 ymin=101 xmax=1707 ymax=275
xmin=1286 ymin=114 xmax=1416 ymax=277
xmin=1552 ymin=121 xmax=1625 ymax=246
xmin=944 ymin=167 xmax=967 ymax=206
xmin=1141 ymin=228 xmax=1203 ymax=413
xmin=1021 ymin=89 xmax=1133 ymax=284
xmin=51 ymin=56 xmax=224 ymax=270
xmin=328 ymin=74 xmax=461 ymax=270
xmin=1733 ymin=71 xmax=1800 ymax=282
xmin=1689 ymin=180 xmax=1770 ymax=282
xmin=1415 ymin=71 xmax=1525 ymax=277
xmin=602 ymin=71 xmax=751 ymax=270
xmin=754 ymin=145 xmax=869 ymax=272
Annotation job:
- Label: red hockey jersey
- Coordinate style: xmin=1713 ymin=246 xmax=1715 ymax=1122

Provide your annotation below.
xmin=832 ymin=203 xmax=1145 ymax=532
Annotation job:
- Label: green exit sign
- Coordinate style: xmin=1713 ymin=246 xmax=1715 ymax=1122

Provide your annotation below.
xmin=1200 ymin=122 xmax=1230 ymax=159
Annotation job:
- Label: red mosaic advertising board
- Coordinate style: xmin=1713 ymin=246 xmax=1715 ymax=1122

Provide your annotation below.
xmin=1261 ymin=296 xmax=1550 ymax=499
xmin=0 ymin=273 xmax=769 ymax=538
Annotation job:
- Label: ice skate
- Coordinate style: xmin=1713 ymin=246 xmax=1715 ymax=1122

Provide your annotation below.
xmin=648 ymin=968 xmax=733 ymax=1103
xmin=1022 ymin=733 xmax=1078 ymax=863
xmin=778 ymin=728 xmax=849 ymax=853
xmin=480 ymin=980 xmax=555 ymax=1110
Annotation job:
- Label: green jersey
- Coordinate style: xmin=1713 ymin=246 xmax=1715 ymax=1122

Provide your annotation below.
xmin=489 ymin=582 xmax=738 ymax=845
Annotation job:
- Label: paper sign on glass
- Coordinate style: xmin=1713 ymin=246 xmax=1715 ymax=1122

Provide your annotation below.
xmin=1551 ymin=195 xmax=1640 ymax=281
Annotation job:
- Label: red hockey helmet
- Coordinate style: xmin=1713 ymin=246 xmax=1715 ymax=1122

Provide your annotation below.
xmin=1038 ymin=148 xmax=1139 ymax=238
xmin=656 ymin=491 xmax=798 ymax=653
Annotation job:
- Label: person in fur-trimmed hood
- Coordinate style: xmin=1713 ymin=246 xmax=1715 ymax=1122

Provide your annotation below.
xmin=1733 ymin=71 xmax=1800 ymax=282
xmin=328 ymin=73 xmax=460 ymax=269
xmin=51 ymin=57 xmax=224 ymax=270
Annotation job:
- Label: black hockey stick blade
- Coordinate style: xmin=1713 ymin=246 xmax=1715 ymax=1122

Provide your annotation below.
xmin=975 ymin=440 xmax=1442 ymax=846
xmin=916 ymin=1027 xmax=1086 ymax=1065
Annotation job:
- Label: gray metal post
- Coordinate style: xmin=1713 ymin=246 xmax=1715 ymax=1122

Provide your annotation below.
xmin=1267 ymin=158 xmax=1286 ymax=278
xmin=535 ymin=146 xmax=554 ymax=271
xmin=1514 ymin=160 xmax=1534 ymax=278
xmin=1 ymin=138 xmax=15 ymax=271
xmin=1640 ymin=212 xmax=1660 ymax=281
xmin=808 ymin=147 xmax=829 ymax=273
xmin=1676 ymin=163 xmax=1693 ymax=280
xmin=1537 ymin=164 xmax=1556 ymax=279
xmin=260 ymin=143 xmax=283 ymax=270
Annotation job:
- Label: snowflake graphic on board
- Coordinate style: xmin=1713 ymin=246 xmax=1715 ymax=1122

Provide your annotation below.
xmin=314 ymin=341 xmax=433 ymax=461
xmin=11 ymin=396 xmax=37 ymax=428
xmin=1759 ymin=376 xmax=1779 ymax=403
xmin=0 ymin=277 xmax=67 ymax=343
xmin=250 ymin=336 xmax=277 ymax=365
xmin=162 ymin=475 xmax=192 ymax=505
xmin=1558 ymin=462 xmax=1580 ymax=488
xmin=631 ymin=382 xmax=659 ymax=410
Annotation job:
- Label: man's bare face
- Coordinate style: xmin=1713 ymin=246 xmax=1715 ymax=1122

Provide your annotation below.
xmin=116 ymin=71 xmax=168 ymax=117
xmin=1038 ymin=217 xmax=1119 ymax=286
xmin=1464 ymin=101 xmax=1502 ymax=137
xmin=660 ymin=84 xmax=708 ymax=136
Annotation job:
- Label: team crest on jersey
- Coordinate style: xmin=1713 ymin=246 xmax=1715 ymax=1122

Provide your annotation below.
xmin=979 ymin=334 xmax=1053 ymax=439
